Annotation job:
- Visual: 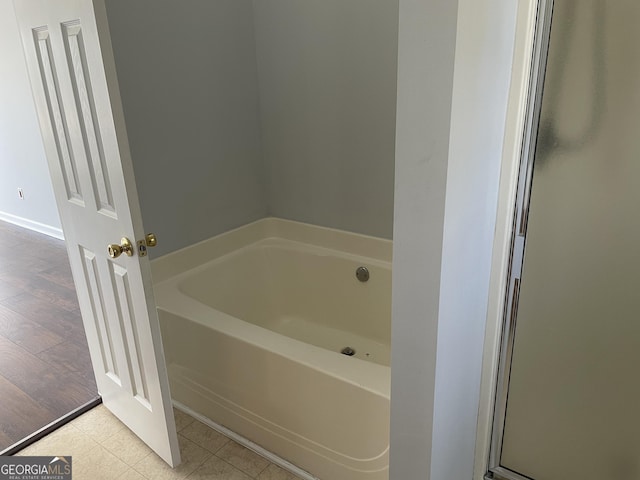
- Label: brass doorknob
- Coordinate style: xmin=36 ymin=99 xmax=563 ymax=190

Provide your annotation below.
xmin=108 ymin=237 xmax=134 ymax=258
xmin=145 ymin=233 xmax=157 ymax=247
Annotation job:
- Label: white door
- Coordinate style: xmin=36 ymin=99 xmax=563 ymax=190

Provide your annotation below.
xmin=12 ymin=0 xmax=181 ymax=467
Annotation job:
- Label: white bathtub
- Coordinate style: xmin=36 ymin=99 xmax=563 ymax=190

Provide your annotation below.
xmin=152 ymin=218 xmax=391 ymax=480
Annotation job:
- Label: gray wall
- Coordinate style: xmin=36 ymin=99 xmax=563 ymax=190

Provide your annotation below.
xmin=105 ymin=0 xmax=398 ymax=256
xmin=390 ymin=0 xmax=519 ymax=477
xmin=253 ymin=0 xmax=398 ymax=239
xmin=0 ymin=0 xmax=398 ymax=250
xmin=105 ymin=0 xmax=267 ymax=257
xmin=0 ymin=0 xmax=61 ymax=234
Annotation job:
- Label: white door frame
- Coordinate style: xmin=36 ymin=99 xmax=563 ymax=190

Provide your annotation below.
xmin=391 ymin=0 xmax=532 ymax=477
xmin=473 ymin=0 xmax=540 ymax=478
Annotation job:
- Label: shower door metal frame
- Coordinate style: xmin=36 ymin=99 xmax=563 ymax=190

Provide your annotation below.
xmin=485 ymin=0 xmax=554 ymax=478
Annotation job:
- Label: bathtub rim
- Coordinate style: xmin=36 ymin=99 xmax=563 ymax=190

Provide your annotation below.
xmin=151 ymin=217 xmax=393 ymax=284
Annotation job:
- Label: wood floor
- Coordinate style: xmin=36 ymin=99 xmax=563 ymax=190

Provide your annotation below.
xmin=0 ymin=220 xmax=98 ymax=452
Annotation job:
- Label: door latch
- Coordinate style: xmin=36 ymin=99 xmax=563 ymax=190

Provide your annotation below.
xmin=137 ymin=233 xmax=157 ymax=257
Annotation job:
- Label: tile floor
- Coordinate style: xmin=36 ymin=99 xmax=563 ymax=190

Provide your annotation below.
xmin=14 ymin=405 xmax=302 ymax=480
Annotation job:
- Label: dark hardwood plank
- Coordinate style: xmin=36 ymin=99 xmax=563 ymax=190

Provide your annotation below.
xmin=24 ymin=275 xmax=80 ymax=313
xmin=0 ymin=374 xmax=55 ymax=443
xmin=0 ymin=220 xmax=98 ymax=451
xmin=0 ymin=428 xmax=12 ymax=449
xmin=0 ymin=335 xmax=57 ymax=388
xmin=0 ymin=233 xmax=21 ymax=250
xmin=35 ymin=371 xmax=98 ymax=414
xmin=37 ymin=265 xmax=76 ymax=291
xmin=0 ymin=223 xmax=40 ymax=246
xmin=0 ymin=336 xmax=96 ymax=416
xmin=0 ymin=257 xmax=54 ymax=278
xmin=36 ymin=340 xmax=92 ymax=375
xmin=0 ymin=304 xmax=64 ymax=355
xmin=10 ymin=235 xmax=66 ymax=261
xmin=0 ymin=269 xmax=79 ymax=313
xmin=0 ymin=279 xmax=23 ymax=301
xmin=1 ymin=292 xmax=87 ymax=345
xmin=37 ymin=341 xmax=97 ymax=390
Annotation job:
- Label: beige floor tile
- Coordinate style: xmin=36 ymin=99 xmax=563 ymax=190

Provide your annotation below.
xmin=133 ymin=435 xmax=211 ymax=480
xmin=72 ymin=405 xmax=125 ymax=442
xmin=100 ymin=425 xmax=153 ymax=466
xmin=13 ymin=407 xmax=307 ymax=480
xmin=117 ymin=468 xmax=147 ymax=480
xmin=216 ymin=441 xmax=270 ymax=478
xmin=72 ymin=444 xmax=129 ymax=480
xmin=15 ymin=423 xmax=98 ymax=458
xmin=180 ymin=420 xmax=229 ymax=454
xmin=173 ymin=408 xmax=195 ymax=432
xmin=185 ymin=456 xmax=252 ymax=480
xmin=256 ymin=464 xmax=301 ymax=480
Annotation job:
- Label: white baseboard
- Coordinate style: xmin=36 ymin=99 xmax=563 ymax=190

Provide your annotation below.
xmin=0 ymin=211 xmax=64 ymax=240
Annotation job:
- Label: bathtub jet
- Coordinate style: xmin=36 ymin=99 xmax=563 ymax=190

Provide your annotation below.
xmin=341 ymin=346 xmax=356 ymax=356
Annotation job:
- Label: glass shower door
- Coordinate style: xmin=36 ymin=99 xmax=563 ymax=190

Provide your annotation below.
xmin=495 ymin=0 xmax=640 ymax=478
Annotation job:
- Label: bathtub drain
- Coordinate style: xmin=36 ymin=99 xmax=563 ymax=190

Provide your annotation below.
xmin=355 ymin=266 xmax=370 ymax=282
xmin=341 ymin=347 xmax=356 ymax=356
